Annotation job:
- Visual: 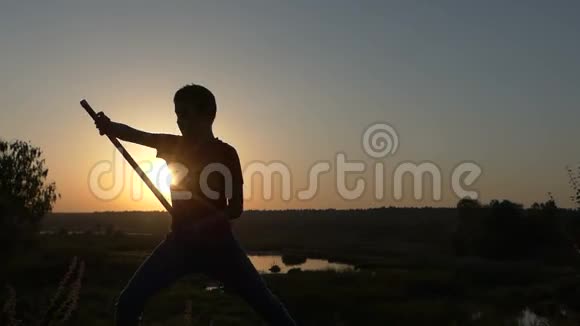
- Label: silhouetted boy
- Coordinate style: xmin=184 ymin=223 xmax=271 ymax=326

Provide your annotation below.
xmin=95 ymin=84 xmax=296 ymax=326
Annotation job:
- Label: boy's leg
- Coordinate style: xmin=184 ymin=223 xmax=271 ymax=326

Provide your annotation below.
xmin=115 ymin=234 xmax=189 ymax=326
xmin=210 ymin=234 xmax=297 ymax=326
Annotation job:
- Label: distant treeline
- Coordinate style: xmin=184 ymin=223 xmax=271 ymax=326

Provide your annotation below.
xmin=44 ymin=207 xmax=459 ymax=260
xmin=44 ymin=207 xmax=460 ymax=237
xmin=44 ymin=205 xmax=580 ymax=263
xmin=454 ymin=199 xmax=580 ymax=262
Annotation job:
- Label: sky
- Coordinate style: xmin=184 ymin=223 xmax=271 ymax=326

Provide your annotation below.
xmin=1 ymin=1 xmax=579 ymax=212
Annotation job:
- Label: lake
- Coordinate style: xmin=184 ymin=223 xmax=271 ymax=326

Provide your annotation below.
xmin=248 ymin=254 xmax=356 ymax=274
xmin=112 ymin=250 xmax=356 ymax=274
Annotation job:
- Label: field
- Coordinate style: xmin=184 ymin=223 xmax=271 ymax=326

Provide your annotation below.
xmin=2 ymin=208 xmax=580 ymax=325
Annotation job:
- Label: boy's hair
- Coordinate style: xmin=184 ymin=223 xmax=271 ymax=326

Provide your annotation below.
xmin=174 ymin=84 xmax=217 ymax=123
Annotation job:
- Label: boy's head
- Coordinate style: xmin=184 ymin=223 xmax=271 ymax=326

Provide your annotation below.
xmin=173 ymin=84 xmax=216 ymax=137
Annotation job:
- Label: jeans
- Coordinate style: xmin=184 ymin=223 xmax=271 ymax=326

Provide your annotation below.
xmin=114 ymin=227 xmax=296 ymax=326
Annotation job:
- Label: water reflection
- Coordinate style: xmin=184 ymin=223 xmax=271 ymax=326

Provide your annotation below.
xmin=471 ymin=308 xmax=553 ymax=326
xmin=517 ymin=308 xmax=549 ymax=326
xmin=112 ymin=251 xmax=356 ymax=274
xmin=248 ymin=255 xmax=356 ymax=274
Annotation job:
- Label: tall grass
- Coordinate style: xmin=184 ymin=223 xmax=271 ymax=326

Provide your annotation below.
xmin=1 ymin=256 xmax=84 ymax=326
xmin=2 ymin=285 xmax=20 ymax=326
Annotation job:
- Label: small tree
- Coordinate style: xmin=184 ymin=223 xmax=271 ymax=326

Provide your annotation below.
xmin=566 ymin=165 xmax=580 ymax=251
xmin=567 ymin=165 xmax=580 ymax=208
xmin=0 ymin=139 xmax=59 ymax=247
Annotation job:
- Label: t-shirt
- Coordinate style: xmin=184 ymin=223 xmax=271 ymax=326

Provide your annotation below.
xmin=154 ymin=135 xmax=243 ymax=232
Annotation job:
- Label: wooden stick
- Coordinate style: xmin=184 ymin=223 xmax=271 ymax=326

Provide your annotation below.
xmin=80 ymin=99 xmax=174 ymax=216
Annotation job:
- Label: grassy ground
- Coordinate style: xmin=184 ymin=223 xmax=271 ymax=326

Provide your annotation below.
xmin=2 ymin=233 xmax=580 ymax=325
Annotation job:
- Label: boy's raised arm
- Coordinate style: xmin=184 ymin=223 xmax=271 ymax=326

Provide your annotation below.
xmin=94 ymin=112 xmax=171 ymax=149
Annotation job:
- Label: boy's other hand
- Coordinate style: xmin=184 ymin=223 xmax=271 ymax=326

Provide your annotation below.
xmin=95 ymin=112 xmax=112 ymax=135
